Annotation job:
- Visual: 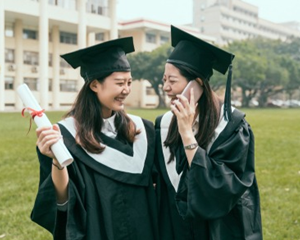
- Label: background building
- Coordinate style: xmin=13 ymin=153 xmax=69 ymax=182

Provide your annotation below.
xmin=2 ymin=0 xmax=299 ymax=111
xmin=0 ymin=1 xmax=213 ymax=111
xmin=1 ymin=0 xmax=117 ymax=111
xmin=118 ymin=18 xmax=214 ymax=108
xmin=193 ymin=0 xmax=300 ymax=45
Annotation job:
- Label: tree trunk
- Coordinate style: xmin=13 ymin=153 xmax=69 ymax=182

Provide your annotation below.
xmin=258 ymin=89 xmax=268 ymax=107
xmin=241 ymin=88 xmax=250 ymax=107
xmin=152 ymin=83 xmax=166 ymax=108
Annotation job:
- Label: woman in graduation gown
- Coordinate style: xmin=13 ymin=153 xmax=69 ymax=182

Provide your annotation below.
xmin=31 ymin=37 xmax=158 ymax=240
xmin=155 ymin=25 xmax=263 ymax=239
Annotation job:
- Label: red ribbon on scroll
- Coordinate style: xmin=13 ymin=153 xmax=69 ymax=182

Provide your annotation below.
xmin=21 ymin=107 xmax=45 ymax=134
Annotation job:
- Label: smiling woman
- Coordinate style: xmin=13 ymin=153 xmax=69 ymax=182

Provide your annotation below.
xmin=30 ymin=37 xmax=159 ymax=240
xmin=155 ymin=25 xmax=263 ymax=240
xmin=90 ymin=72 xmax=133 ymax=118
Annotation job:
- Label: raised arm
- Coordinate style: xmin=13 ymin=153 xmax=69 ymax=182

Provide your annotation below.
xmin=36 ymin=124 xmax=69 ymax=203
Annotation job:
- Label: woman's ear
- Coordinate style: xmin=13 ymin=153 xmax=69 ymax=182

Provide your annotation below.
xmin=195 ymin=77 xmax=203 ymax=86
xmin=89 ymin=80 xmax=99 ymax=93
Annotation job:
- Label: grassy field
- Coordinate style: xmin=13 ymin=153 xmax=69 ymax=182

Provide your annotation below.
xmin=0 ymin=108 xmax=300 ymax=240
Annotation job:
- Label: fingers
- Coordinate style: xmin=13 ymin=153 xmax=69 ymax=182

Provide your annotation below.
xmin=176 ymin=94 xmax=189 ymax=108
xmin=36 ymin=124 xmax=62 ymax=158
xmin=39 ymin=131 xmax=61 ymax=145
xmin=36 ymin=124 xmax=61 ymax=137
xmin=170 ymin=103 xmax=179 ymax=116
xmin=53 ymin=124 xmax=61 ymax=134
xmin=173 ymin=99 xmax=185 ymax=112
xmin=36 ymin=126 xmax=51 ymax=138
xmin=175 ymin=93 xmax=195 ymax=115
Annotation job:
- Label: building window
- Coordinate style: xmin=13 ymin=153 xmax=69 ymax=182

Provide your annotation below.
xmin=60 ymin=58 xmax=71 ymax=68
xmin=49 ymin=53 xmax=53 ymax=67
xmin=60 ymin=79 xmax=77 ymax=92
xmin=23 ymin=29 xmax=38 ymax=40
xmin=24 ymin=78 xmax=38 ymax=91
xmin=98 ymin=6 xmax=103 ymax=15
xmin=5 ymin=49 xmax=15 ymax=63
xmin=91 ymin=4 xmax=96 ymax=13
xmin=146 ymin=33 xmax=156 ymax=44
xmin=95 ymin=32 xmax=105 ymax=41
xmin=86 ymin=0 xmax=108 ymax=16
xmin=160 ymin=36 xmax=169 ymax=44
xmin=60 ymin=31 xmax=77 ymax=44
xmin=146 ymin=86 xmax=156 ymax=96
xmin=5 ymin=23 xmax=14 ymax=37
xmin=65 ymin=0 xmax=76 ymax=10
xmin=5 ymin=76 xmax=14 ymax=90
xmin=49 ymin=0 xmax=76 ymax=10
xmin=24 ymin=51 xmax=39 ymax=65
xmin=49 ymin=79 xmax=52 ymax=91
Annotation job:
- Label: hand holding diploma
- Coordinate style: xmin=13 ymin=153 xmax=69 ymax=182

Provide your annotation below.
xmin=17 ymin=83 xmax=73 ymax=167
xmin=36 ymin=124 xmax=62 ymax=161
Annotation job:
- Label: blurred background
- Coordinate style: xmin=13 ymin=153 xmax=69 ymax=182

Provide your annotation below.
xmin=1 ymin=1 xmax=300 ymax=240
xmin=1 ymin=0 xmax=300 ymax=111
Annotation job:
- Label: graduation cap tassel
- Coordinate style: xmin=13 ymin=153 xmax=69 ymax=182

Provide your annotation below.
xmin=224 ymin=63 xmax=232 ymax=121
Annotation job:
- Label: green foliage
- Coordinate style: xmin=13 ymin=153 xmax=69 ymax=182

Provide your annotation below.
xmin=129 ymin=37 xmax=300 ymax=108
xmin=223 ymin=37 xmax=300 ymax=107
xmin=127 ymin=44 xmax=173 ymax=107
xmin=1 ymin=109 xmax=300 ymax=239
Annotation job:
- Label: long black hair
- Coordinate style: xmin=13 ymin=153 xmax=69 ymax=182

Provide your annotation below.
xmin=64 ymin=72 xmax=140 ymax=154
xmin=164 ymin=63 xmax=221 ymax=162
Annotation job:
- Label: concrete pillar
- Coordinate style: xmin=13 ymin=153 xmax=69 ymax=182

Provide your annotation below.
xmin=109 ymin=0 xmax=118 ymax=39
xmin=52 ymin=25 xmax=60 ymax=109
xmin=78 ymin=0 xmax=86 ymax=49
xmin=87 ymin=32 xmax=95 ymax=47
xmin=156 ymin=32 xmax=160 ymax=45
xmin=0 ymin=0 xmax=5 ymax=111
xmin=104 ymin=32 xmax=109 ymax=41
xmin=77 ymin=0 xmax=86 ymax=88
xmin=15 ymin=19 xmax=24 ymax=110
xmin=39 ymin=0 xmax=49 ymax=109
xmin=140 ymin=80 xmax=145 ymax=108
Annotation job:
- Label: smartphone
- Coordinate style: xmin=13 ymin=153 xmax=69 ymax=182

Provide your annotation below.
xmin=181 ymin=80 xmax=203 ymax=104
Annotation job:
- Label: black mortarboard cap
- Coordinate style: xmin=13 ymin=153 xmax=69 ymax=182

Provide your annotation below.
xmin=167 ymin=25 xmax=235 ymax=121
xmin=60 ymin=37 xmax=135 ymax=81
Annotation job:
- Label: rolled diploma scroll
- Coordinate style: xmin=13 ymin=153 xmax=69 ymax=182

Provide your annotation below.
xmin=17 ymin=83 xmax=73 ymax=167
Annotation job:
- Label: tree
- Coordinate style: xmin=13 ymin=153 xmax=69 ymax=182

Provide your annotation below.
xmin=129 ymin=37 xmax=300 ymax=108
xmin=226 ymin=39 xmax=267 ymax=107
xmin=258 ymin=58 xmax=288 ymax=107
xmin=224 ymin=37 xmax=300 ymax=107
xmin=128 ymin=44 xmax=173 ymax=108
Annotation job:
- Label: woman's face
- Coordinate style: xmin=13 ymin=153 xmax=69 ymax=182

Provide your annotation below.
xmin=162 ymin=63 xmax=189 ymax=104
xmin=90 ymin=72 xmax=132 ymax=118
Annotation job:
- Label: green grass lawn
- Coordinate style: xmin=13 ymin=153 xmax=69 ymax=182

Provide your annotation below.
xmin=0 ymin=108 xmax=299 ymax=240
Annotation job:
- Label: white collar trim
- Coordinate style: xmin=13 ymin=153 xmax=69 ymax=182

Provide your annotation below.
xmin=59 ymin=114 xmax=147 ymax=174
xmin=160 ymin=111 xmax=182 ymax=192
xmin=160 ymin=106 xmax=235 ymax=191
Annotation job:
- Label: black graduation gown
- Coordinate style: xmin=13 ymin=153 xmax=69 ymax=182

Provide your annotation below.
xmin=31 ymin=116 xmax=158 ymax=240
xmin=155 ymin=109 xmax=263 ymax=240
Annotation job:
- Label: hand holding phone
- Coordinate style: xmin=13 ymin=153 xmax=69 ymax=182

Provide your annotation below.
xmin=181 ymin=80 xmax=203 ymax=105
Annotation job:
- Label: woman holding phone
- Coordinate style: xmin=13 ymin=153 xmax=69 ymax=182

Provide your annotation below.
xmin=31 ymin=37 xmax=158 ymax=240
xmin=154 ymin=26 xmax=263 ymax=239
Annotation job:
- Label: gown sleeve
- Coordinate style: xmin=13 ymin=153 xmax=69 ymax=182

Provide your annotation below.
xmin=175 ymin=117 xmax=256 ymax=220
xmin=30 ymin=148 xmax=87 ymax=240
